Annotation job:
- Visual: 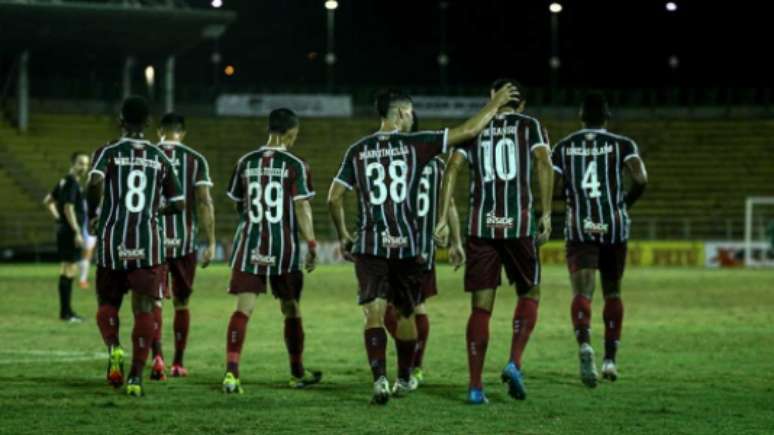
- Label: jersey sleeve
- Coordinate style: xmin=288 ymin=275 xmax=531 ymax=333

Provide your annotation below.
xmin=528 ymin=118 xmax=550 ymax=152
xmin=550 ymin=144 xmax=564 ymax=175
xmin=407 ymin=129 xmax=449 ymax=167
xmin=333 ymin=146 xmax=357 ymax=190
xmin=621 ymin=139 xmax=641 ymax=162
xmin=89 ymin=146 xmax=110 ymax=178
xmin=291 ymin=160 xmax=315 ymax=200
xmin=161 ymin=156 xmax=184 ymax=202
xmin=194 ymin=153 xmax=214 ymax=187
xmin=227 ymin=160 xmax=245 ymax=201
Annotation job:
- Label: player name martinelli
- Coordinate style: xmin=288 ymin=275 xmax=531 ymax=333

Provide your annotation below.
xmin=113 ymin=156 xmax=162 ymax=170
xmin=565 ymin=144 xmax=614 ymax=157
xmin=359 ymin=146 xmax=409 ymax=160
xmin=244 ymin=167 xmax=289 ymax=178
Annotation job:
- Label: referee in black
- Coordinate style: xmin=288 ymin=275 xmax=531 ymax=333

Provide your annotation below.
xmin=43 ymin=152 xmax=90 ymax=322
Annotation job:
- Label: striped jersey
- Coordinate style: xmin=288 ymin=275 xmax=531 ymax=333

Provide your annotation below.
xmin=414 ymin=156 xmax=445 ymax=271
xmin=551 ymin=128 xmax=641 ymax=243
xmin=158 ymin=141 xmax=213 ymax=259
xmin=227 ymin=146 xmax=314 ymax=276
xmin=334 ymin=129 xmax=449 ymax=259
xmin=89 ymin=137 xmax=183 ymax=270
xmin=456 ymin=112 xmax=549 ymax=239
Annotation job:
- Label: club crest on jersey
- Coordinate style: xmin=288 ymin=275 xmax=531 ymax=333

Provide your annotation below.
xmin=164 ymin=238 xmax=182 ymax=248
xmin=583 ymin=217 xmax=609 ymax=235
xmin=250 ymin=249 xmax=276 ymax=266
xmin=381 ymin=231 xmax=408 ymax=249
xmin=117 ymin=245 xmax=146 ymax=261
xmin=485 ymin=212 xmax=514 ymax=229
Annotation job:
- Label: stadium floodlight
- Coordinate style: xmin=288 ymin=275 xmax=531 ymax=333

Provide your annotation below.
xmin=325 ymin=0 xmax=338 ymax=10
xmin=549 ymin=2 xmax=563 ymax=13
xmin=668 ymin=55 xmax=679 ymax=69
xmin=666 ymin=2 xmax=677 ymax=12
xmin=211 ymin=0 xmax=223 ymax=8
xmin=144 ymin=66 xmax=155 ymax=87
xmin=224 ymin=65 xmax=235 ymax=76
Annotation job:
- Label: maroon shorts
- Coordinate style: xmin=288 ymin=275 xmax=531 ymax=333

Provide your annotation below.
xmin=418 ymin=267 xmax=438 ymax=303
xmin=228 ymin=269 xmax=303 ymax=301
xmin=96 ymin=265 xmax=166 ymax=305
xmin=566 ymin=241 xmax=628 ymax=282
xmin=354 ymin=254 xmax=423 ymax=316
xmin=464 ymin=237 xmax=541 ymax=295
xmin=162 ymin=252 xmax=197 ymax=301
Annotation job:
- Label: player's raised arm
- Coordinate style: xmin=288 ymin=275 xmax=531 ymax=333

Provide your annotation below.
xmin=195 ymin=185 xmax=216 ymax=268
xmin=534 ymin=145 xmax=554 ymax=245
xmin=434 ymin=150 xmax=465 ymax=239
xmin=623 ymin=152 xmax=648 ymax=208
xmin=446 ymin=83 xmax=521 ymax=146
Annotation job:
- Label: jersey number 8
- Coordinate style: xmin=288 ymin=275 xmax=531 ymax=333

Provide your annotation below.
xmin=125 ymin=169 xmax=147 ymax=213
xmin=248 ymin=181 xmax=283 ymax=224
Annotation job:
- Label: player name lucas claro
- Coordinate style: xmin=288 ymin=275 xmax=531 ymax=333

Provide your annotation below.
xmin=244 ymin=167 xmax=289 ymax=178
xmin=117 ymin=245 xmax=147 ymax=261
xmin=113 ymin=156 xmax=162 ymax=170
xmin=583 ymin=217 xmax=609 ymax=235
xmin=565 ymin=144 xmax=614 ymax=157
xmin=250 ymin=249 xmax=277 ymax=266
xmin=485 ymin=212 xmax=515 ymax=229
xmin=359 ymin=146 xmax=409 ymax=161
xmin=381 ymin=231 xmax=409 ymax=249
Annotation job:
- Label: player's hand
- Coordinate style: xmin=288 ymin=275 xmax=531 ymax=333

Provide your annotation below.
xmin=493 ymin=83 xmax=521 ymax=108
xmin=305 ymin=248 xmax=317 ymax=273
xmin=201 ymin=243 xmax=216 ymax=269
xmin=448 ymin=243 xmax=465 ymax=271
xmin=536 ymin=213 xmax=552 ymax=246
xmin=74 ymin=233 xmax=84 ymax=248
xmin=433 ymin=224 xmax=450 ymax=249
xmin=434 ymin=221 xmax=449 ymax=245
xmin=339 ymin=235 xmax=355 ymax=262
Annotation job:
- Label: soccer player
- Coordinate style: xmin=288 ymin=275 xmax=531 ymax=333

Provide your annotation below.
xmin=149 ymin=113 xmax=216 ymax=380
xmin=328 ymin=85 xmax=519 ymax=405
xmin=550 ymin=93 xmax=648 ymax=387
xmin=43 ymin=152 xmax=90 ymax=322
xmin=383 ymin=112 xmax=466 ymax=390
xmin=221 ymin=108 xmax=321 ymax=394
xmin=435 ymin=79 xmax=554 ymax=404
xmin=87 ymin=96 xmax=185 ymax=396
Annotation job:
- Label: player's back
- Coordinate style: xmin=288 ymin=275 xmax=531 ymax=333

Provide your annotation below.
xmin=227 ymin=146 xmax=314 ymax=275
xmin=158 ymin=141 xmax=213 ymax=258
xmin=457 ymin=112 xmax=549 ymax=239
xmin=90 ymin=137 xmax=181 ymax=270
xmin=551 ymin=128 xmax=640 ymax=244
xmin=333 ymin=129 xmax=448 ymax=259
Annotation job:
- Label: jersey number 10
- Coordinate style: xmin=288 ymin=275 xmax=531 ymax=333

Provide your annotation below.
xmin=481 ymin=139 xmax=518 ymax=182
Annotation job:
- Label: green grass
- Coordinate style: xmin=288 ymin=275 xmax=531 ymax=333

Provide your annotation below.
xmin=0 ymin=264 xmax=773 ymax=434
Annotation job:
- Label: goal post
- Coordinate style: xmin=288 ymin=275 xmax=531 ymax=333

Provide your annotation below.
xmin=744 ymin=197 xmax=774 ymax=267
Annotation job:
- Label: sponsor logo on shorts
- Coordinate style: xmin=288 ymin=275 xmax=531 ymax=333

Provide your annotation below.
xmin=381 ymin=231 xmax=408 ymax=249
xmin=117 ymin=245 xmax=146 ymax=261
xmin=250 ymin=249 xmax=276 ymax=266
xmin=485 ymin=212 xmax=514 ymax=229
xmin=164 ymin=238 xmax=182 ymax=248
xmin=583 ymin=217 xmax=609 ymax=235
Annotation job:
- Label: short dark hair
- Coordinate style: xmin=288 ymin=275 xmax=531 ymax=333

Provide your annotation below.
xmin=160 ymin=113 xmax=185 ymax=133
xmin=581 ymin=92 xmax=610 ymax=127
xmin=374 ymin=89 xmax=412 ymax=118
xmin=71 ymin=151 xmax=88 ymax=164
xmin=120 ymin=96 xmax=150 ymax=129
xmin=268 ymin=108 xmax=299 ymax=134
xmin=491 ymin=78 xmax=524 ymax=110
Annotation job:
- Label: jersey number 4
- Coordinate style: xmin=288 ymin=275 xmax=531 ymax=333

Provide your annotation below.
xmin=366 ymin=160 xmax=408 ymax=205
xmin=581 ymin=161 xmax=602 ymax=199
xmin=248 ymin=181 xmax=283 ymax=224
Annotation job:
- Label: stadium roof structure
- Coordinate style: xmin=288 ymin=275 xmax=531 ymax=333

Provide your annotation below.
xmin=0 ymin=0 xmax=236 ymax=56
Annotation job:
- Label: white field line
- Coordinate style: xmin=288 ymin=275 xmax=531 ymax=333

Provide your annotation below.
xmin=0 ymin=350 xmax=104 ymax=365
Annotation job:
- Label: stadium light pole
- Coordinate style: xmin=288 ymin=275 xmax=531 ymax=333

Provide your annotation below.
xmin=17 ymin=50 xmax=29 ymax=133
xmin=122 ymin=56 xmax=135 ymax=100
xmin=325 ymin=0 xmax=338 ymax=92
xmin=549 ymin=3 xmax=562 ymax=94
xmin=438 ymin=1 xmax=449 ymax=92
xmin=165 ymin=56 xmax=175 ymax=113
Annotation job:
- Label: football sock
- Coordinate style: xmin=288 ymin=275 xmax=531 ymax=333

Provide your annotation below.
xmin=413 ymin=313 xmax=430 ymax=369
xmin=173 ymin=309 xmax=190 ymax=365
xmin=129 ymin=311 xmax=154 ymax=378
xmin=79 ymin=259 xmax=90 ymax=283
xmin=466 ymin=307 xmax=491 ymax=389
xmin=364 ymin=327 xmax=387 ymax=381
xmin=151 ymin=305 xmax=163 ymax=359
xmin=510 ymin=297 xmax=539 ymax=367
xmin=571 ymin=294 xmax=592 ymax=345
xmin=58 ymin=275 xmax=73 ymax=318
xmin=284 ymin=317 xmax=305 ymax=378
xmin=603 ymin=297 xmax=624 ymax=362
xmin=383 ymin=304 xmax=398 ymax=339
xmin=226 ymin=311 xmax=249 ymax=378
xmin=96 ymin=304 xmax=120 ymax=348
xmin=395 ymin=338 xmax=417 ymax=382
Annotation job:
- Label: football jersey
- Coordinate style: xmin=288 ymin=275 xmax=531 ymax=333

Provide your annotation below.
xmin=50 ymin=173 xmax=85 ymax=227
xmin=414 ymin=156 xmax=445 ymax=271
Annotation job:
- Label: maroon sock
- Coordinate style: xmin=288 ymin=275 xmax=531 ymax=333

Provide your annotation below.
xmin=603 ymin=297 xmax=624 ymax=361
xmin=364 ymin=327 xmax=387 ymax=381
xmin=151 ymin=305 xmax=163 ymax=359
xmin=413 ymin=314 xmax=430 ymax=369
xmin=284 ymin=317 xmax=305 ymax=378
xmin=173 ymin=309 xmax=190 ymax=365
xmin=510 ymin=297 xmax=539 ymax=368
xmin=129 ymin=311 xmax=154 ymax=378
xmin=395 ymin=338 xmax=417 ymax=382
xmin=466 ymin=307 xmax=491 ymax=389
xmin=571 ymin=294 xmax=592 ymax=345
xmin=383 ymin=305 xmax=398 ymax=339
xmin=96 ymin=304 xmax=120 ymax=348
xmin=226 ymin=311 xmax=249 ymax=378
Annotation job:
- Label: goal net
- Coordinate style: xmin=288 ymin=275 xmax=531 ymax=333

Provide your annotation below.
xmin=744 ymin=197 xmax=774 ymax=267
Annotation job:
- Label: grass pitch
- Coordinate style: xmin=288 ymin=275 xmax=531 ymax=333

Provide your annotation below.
xmin=0 ymin=264 xmax=773 ymax=434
